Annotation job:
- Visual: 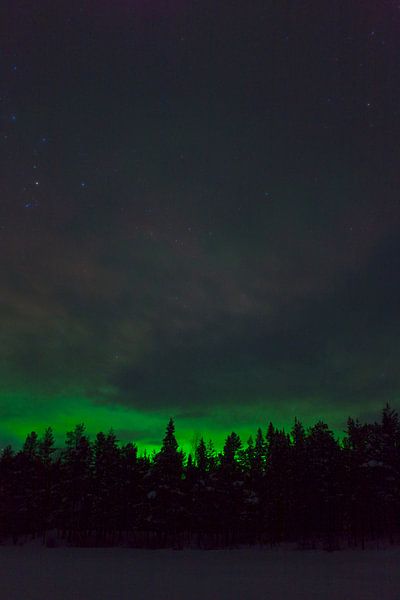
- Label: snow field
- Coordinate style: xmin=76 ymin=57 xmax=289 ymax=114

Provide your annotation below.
xmin=0 ymin=546 xmax=399 ymax=600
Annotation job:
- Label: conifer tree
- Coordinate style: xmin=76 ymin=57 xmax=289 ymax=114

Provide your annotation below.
xmin=13 ymin=432 xmax=41 ymax=535
xmin=0 ymin=445 xmax=15 ymax=540
xmin=37 ymin=427 xmax=57 ymax=540
xmin=60 ymin=424 xmax=93 ymax=542
xmin=254 ymin=427 xmax=266 ymax=474
xmin=265 ymin=427 xmax=291 ymax=543
xmin=38 ymin=427 xmax=56 ymax=465
xmin=290 ymin=418 xmax=308 ymax=543
xmin=306 ymin=421 xmax=342 ymax=546
xmin=92 ymin=430 xmax=121 ymax=543
xmin=195 ymin=437 xmax=209 ymax=474
xmin=377 ymin=405 xmax=400 ymax=540
xmin=218 ymin=432 xmax=244 ymax=544
xmin=150 ymin=418 xmax=184 ymax=545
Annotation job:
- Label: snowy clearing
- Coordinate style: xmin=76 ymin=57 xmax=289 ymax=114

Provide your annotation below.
xmin=0 ymin=545 xmax=399 ymax=600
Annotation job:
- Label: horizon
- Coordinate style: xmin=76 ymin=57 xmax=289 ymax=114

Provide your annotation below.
xmin=1 ymin=403 xmax=394 ymax=455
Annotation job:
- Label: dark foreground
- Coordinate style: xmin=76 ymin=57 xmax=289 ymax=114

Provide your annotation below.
xmin=0 ymin=545 xmax=399 ymax=600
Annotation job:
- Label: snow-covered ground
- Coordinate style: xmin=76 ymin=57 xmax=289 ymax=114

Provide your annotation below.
xmin=0 ymin=544 xmax=399 ymax=599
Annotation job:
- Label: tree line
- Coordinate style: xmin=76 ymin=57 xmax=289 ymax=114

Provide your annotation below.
xmin=1 ymin=405 xmax=400 ymax=549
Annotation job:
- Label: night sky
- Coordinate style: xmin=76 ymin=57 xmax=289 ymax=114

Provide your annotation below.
xmin=1 ymin=1 xmax=400 ymax=451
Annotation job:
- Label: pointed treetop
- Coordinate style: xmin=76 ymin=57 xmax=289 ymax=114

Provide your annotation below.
xmin=162 ymin=417 xmax=178 ymax=453
xmin=266 ymin=421 xmax=275 ymax=441
xmin=1 ymin=445 xmax=14 ymax=461
xmin=222 ymin=431 xmax=242 ymax=465
xmin=39 ymin=427 xmax=55 ymax=461
xmin=195 ymin=437 xmax=208 ymax=472
xmin=291 ymin=417 xmax=305 ymax=446
xmin=22 ymin=431 xmax=39 ymax=457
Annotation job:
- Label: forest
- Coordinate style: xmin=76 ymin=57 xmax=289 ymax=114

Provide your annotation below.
xmin=1 ymin=405 xmax=399 ymax=550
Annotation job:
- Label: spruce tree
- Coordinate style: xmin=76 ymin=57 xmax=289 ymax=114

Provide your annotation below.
xmin=150 ymin=418 xmax=184 ymax=545
xmin=37 ymin=427 xmax=57 ymax=540
xmin=195 ymin=438 xmax=209 ymax=474
xmin=0 ymin=445 xmax=15 ymax=540
xmin=60 ymin=424 xmax=93 ymax=542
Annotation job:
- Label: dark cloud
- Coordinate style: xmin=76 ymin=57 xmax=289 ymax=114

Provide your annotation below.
xmin=1 ymin=1 xmax=400 ymax=446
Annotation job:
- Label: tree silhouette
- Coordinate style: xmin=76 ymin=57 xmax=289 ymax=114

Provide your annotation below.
xmin=60 ymin=424 xmax=93 ymax=543
xmin=1 ymin=408 xmax=400 ymax=549
xmin=148 ymin=418 xmax=185 ymax=546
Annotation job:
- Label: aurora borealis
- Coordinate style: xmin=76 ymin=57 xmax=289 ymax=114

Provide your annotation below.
xmin=1 ymin=1 xmax=400 ymax=451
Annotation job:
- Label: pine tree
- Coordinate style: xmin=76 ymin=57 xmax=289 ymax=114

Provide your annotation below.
xmin=92 ymin=430 xmax=121 ymax=543
xmin=218 ymin=432 xmax=245 ymax=545
xmin=22 ymin=431 xmax=39 ymax=458
xmin=150 ymin=418 xmax=184 ymax=545
xmin=195 ymin=437 xmax=209 ymax=474
xmin=305 ymin=421 xmax=342 ymax=547
xmin=377 ymin=405 xmax=400 ymax=540
xmin=13 ymin=432 xmax=41 ymax=536
xmin=191 ymin=438 xmax=217 ymax=546
xmin=222 ymin=432 xmax=242 ymax=467
xmin=343 ymin=417 xmax=374 ymax=546
xmin=254 ymin=427 xmax=266 ymax=474
xmin=241 ymin=436 xmax=254 ymax=471
xmin=38 ymin=427 xmax=56 ymax=465
xmin=290 ymin=418 xmax=308 ymax=543
xmin=0 ymin=445 xmax=15 ymax=540
xmin=37 ymin=427 xmax=57 ymax=541
xmin=60 ymin=424 xmax=93 ymax=542
xmin=265 ymin=426 xmax=291 ymax=544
